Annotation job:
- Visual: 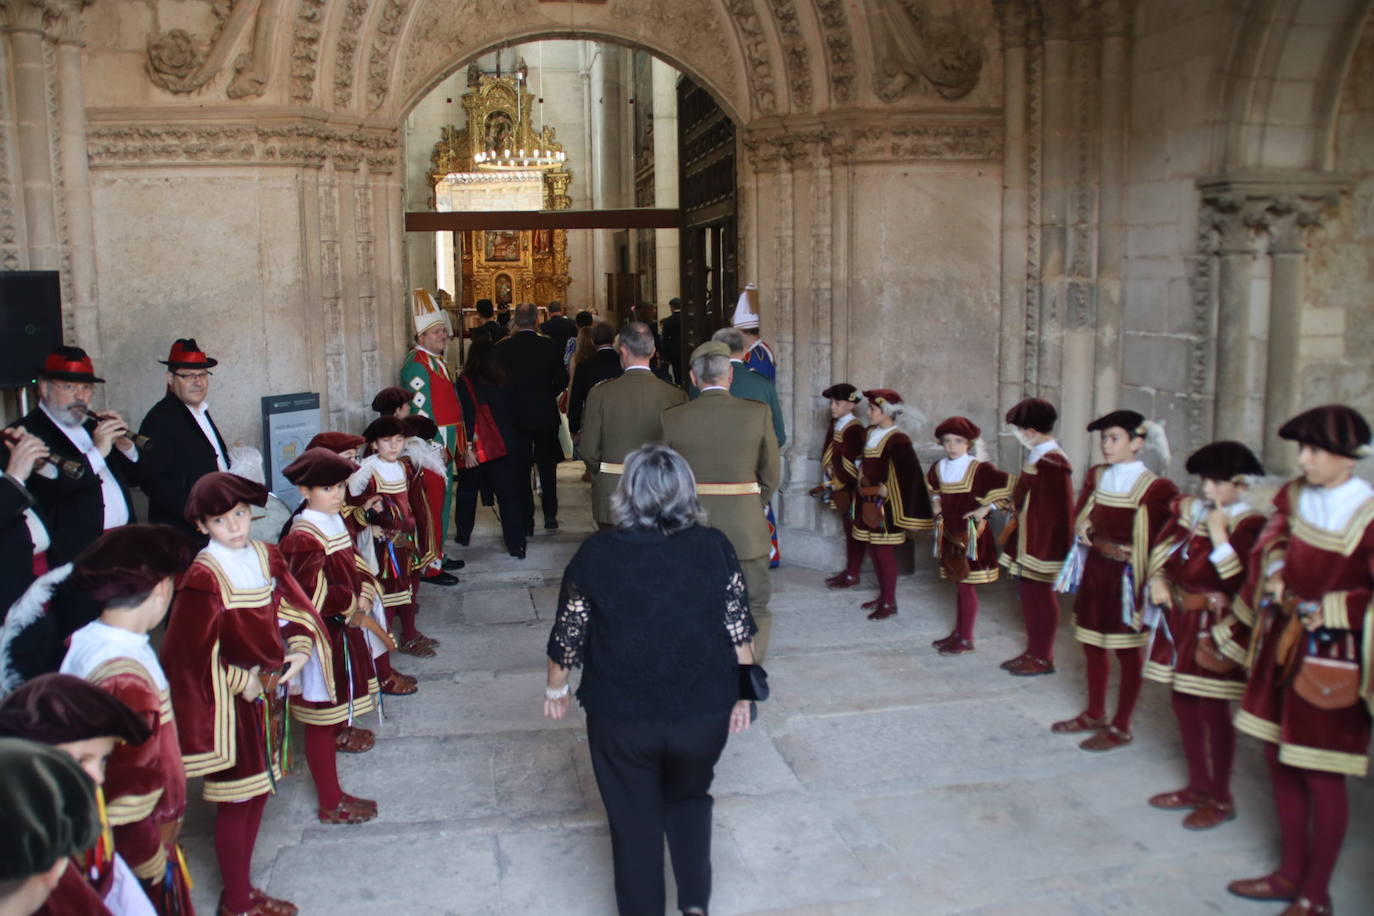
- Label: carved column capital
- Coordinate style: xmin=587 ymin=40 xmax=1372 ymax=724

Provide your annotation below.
xmin=1266 ymin=194 xmax=1338 ymax=253
xmin=993 ymin=0 xmax=1030 ymax=49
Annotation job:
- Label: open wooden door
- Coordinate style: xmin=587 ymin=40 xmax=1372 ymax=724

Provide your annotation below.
xmin=677 ymin=76 xmax=737 ymax=385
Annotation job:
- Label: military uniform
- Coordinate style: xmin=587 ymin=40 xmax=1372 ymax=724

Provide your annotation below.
xmin=581 ymin=366 xmax=687 ymax=527
xmin=662 ymin=386 xmax=780 ymax=660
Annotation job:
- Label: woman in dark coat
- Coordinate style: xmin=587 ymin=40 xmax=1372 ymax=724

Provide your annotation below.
xmin=544 ymin=443 xmax=760 ymax=916
xmin=453 ymin=338 xmax=527 ymax=558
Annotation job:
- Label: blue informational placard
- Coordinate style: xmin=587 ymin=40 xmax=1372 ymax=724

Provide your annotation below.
xmin=261 ymin=393 xmax=321 ymax=509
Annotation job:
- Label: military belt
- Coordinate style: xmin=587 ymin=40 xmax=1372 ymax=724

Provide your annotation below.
xmin=696 ymin=482 xmax=762 ymax=496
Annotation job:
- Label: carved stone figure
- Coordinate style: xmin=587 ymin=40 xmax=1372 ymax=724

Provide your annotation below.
xmin=865 ymin=0 xmax=984 ymax=102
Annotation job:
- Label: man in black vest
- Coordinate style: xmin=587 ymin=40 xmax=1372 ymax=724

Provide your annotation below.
xmin=137 ymin=339 xmax=229 ymax=538
xmin=539 ymin=300 xmax=577 ymax=353
xmin=495 ymin=303 xmax=568 ymax=532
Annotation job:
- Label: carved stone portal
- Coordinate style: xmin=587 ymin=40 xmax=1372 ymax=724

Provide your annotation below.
xmin=428 ymin=74 xmax=573 ymax=315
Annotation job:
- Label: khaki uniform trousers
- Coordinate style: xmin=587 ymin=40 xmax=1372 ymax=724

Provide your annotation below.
xmin=738 ymin=554 xmax=773 ymax=663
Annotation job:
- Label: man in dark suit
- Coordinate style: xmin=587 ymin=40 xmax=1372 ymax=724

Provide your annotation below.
xmin=539 ymin=300 xmax=578 ymax=353
xmin=495 ymin=303 xmax=568 ymax=531
xmin=567 ymin=320 xmax=623 ymax=436
xmin=136 ymin=339 xmax=229 ymax=538
xmin=471 ymin=298 xmax=507 ymax=342
xmin=19 ymin=347 xmax=142 ymax=567
xmin=660 ymin=297 xmax=683 ymax=384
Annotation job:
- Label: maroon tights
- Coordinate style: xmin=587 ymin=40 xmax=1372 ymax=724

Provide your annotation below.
xmin=1082 ymin=644 xmax=1143 ymax=732
xmin=954 ymin=584 xmax=979 ymax=641
xmin=1171 ymin=693 xmax=1235 ymax=802
xmin=870 ymin=545 xmax=897 ymax=604
xmin=841 ymin=518 xmax=866 ymax=577
xmin=1018 ymin=579 xmax=1061 ymax=661
xmin=215 ymin=793 xmax=268 ymax=911
xmin=1266 ymin=744 xmax=1348 ymax=907
xmin=304 ymin=723 xmax=343 ymax=811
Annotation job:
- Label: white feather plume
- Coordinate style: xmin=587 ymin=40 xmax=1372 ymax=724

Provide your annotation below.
xmin=0 ymin=563 xmax=73 ymax=696
xmin=1139 ymin=419 xmax=1172 ymax=474
xmin=227 ymin=444 xmax=266 ymax=485
xmin=403 ymin=438 xmax=447 ymax=476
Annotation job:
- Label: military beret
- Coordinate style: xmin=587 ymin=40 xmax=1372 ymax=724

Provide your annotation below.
xmin=822 ymin=383 xmax=860 ymax=402
xmin=1278 ymin=405 xmax=1372 ymax=459
xmin=0 ymin=673 xmax=151 ymax=747
xmin=1087 ymin=410 xmax=1147 ymax=437
xmin=688 ymin=340 xmax=732 ymax=364
xmin=282 ymin=447 xmax=357 ymax=488
xmin=0 ymin=738 xmax=101 ymax=881
xmin=370 ymin=386 xmax=412 ymax=415
xmin=935 ymin=417 xmax=981 ymax=441
xmin=184 ymin=471 xmax=269 ymax=522
xmin=70 ymin=524 xmax=196 ymax=603
xmin=1185 ymin=441 xmax=1265 ymax=482
xmin=362 ymin=416 xmax=407 ymax=442
xmin=1005 ymin=397 xmax=1058 ymax=433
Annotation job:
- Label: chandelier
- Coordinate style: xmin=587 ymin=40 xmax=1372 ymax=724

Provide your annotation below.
xmin=474 ymin=147 xmax=566 ymax=171
xmin=470 ymin=50 xmax=566 ymax=173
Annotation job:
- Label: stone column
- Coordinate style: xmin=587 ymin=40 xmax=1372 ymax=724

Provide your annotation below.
xmin=1092 ymin=3 xmax=1128 ymax=422
xmin=52 ymin=4 xmax=98 ymax=353
xmin=2 ymin=0 xmax=59 ymax=272
xmin=651 ymin=57 xmax=679 ymax=306
xmin=1211 ymin=197 xmax=1271 ymax=444
xmin=995 ymin=0 xmax=1029 ymax=469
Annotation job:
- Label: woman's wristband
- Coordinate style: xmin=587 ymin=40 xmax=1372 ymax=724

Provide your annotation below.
xmin=545 ymin=683 xmax=571 ymax=700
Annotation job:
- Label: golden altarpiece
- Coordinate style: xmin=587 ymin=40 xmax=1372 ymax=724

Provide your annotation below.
xmin=429 ymin=73 xmax=573 ymax=323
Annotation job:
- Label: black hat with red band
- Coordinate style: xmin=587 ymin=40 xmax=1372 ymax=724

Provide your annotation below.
xmin=39 ymin=346 xmax=105 ymax=384
xmin=160 ymin=338 xmax=218 ymax=370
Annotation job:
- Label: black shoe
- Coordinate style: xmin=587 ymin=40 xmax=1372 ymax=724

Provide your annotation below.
xmin=525 ymin=524 xmax=535 ymax=537
xmin=442 ymin=557 xmax=465 ymax=571
xmin=422 ymin=571 xmax=460 ymax=587
xmin=544 ymin=519 xmax=559 ymax=530
xmin=509 ymin=546 xmax=527 ymax=559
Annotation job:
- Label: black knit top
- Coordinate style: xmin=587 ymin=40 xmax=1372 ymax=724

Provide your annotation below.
xmin=547 ymin=524 xmax=756 ymax=722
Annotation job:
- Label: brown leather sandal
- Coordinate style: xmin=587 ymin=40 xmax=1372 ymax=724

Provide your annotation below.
xmin=938 ymin=638 xmax=975 ymax=656
xmin=1183 ymin=799 xmax=1235 ymax=830
xmin=1079 ymin=725 xmax=1133 ymax=751
xmin=341 ymin=792 xmax=378 ymax=814
xmin=1050 ymin=712 xmax=1108 ymax=734
xmin=250 ymin=888 xmax=299 ymax=916
xmin=1148 ymin=788 xmax=1206 ymax=810
xmin=335 ymin=726 xmax=375 ymax=753
xmin=318 ymin=798 xmax=377 ymax=824
xmin=1000 ymin=652 xmax=1030 ymax=670
xmin=396 ymin=636 xmax=436 ymax=658
xmin=218 ymin=895 xmax=273 ymax=916
xmin=378 ymin=672 xmax=418 ymax=696
xmin=1227 ymin=872 xmax=1298 ymax=902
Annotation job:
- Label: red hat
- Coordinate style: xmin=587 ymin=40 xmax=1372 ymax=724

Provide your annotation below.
xmin=39 ymin=346 xmax=105 ymax=384
xmin=362 ymin=416 xmax=407 ymax=442
xmin=402 ymin=415 xmax=438 ymax=441
xmin=159 ymin=338 xmax=218 ymax=370
xmin=862 ymin=389 xmax=903 ymax=408
xmin=1278 ymin=405 xmax=1372 ymax=459
xmin=282 ymin=447 xmax=357 ymax=488
xmin=70 ymin=524 xmax=196 ymax=603
xmin=1005 ymin=397 xmax=1057 ymax=433
xmin=371 ymin=386 xmax=412 ymax=415
xmin=1185 ymin=441 xmax=1265 ymax=482
xmin=821 ymin=383 xmax=860 ymax=402
xmin=184 ymin=471 xmax=269 ymax=522
xmin=307 ymin=432 xmax=365 ymax=454
xmin=935 ymin=416 xmax=981 ymax=441
xmin=0 ymin=674 xmax=151 ymax=747
xmin=1087 ymin=409 xmax=1147 ymax=438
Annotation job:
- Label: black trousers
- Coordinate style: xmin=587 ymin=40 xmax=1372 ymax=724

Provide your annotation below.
xmin=586 ymin=712 xmax=730 ymax=916
xmin=452 ymin=456 xmax=525 ymax=553
xmin=509 ymin=424 xmax=561 ymax=529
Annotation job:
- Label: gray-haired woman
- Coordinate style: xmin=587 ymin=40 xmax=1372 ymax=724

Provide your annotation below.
xmin=544 ymin=443 xmax=759 ymax=916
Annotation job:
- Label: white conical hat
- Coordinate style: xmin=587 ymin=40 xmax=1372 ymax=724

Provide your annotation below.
xmin=732 ymin=283 xmax=759 ymax=329
xmin=413 ymin=288 xmax=450 ymax=335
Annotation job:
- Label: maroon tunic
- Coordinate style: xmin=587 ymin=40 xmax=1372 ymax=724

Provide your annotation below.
xmin=1072 ymin=464 xmax=1179 ymax=649
xmin=35 ymin=858 xmax=113 ymax=916
xmin=162 ymin=542 xmax=331 ymax=802
xmin=823 ymin=418 xmax=865 ymax=497
xmin=927 ymin=459 xmax=1011 ymax=584
xmin=1235 ymin=480 xmax=1374 ymax=776
xmin=1000 ymin=448 xmax=1074 ymax=583
xmin=1143 ymin=496 xmax=1266 ymax=700
xmin=348 ymin=458 xmax=419 ymax=615
xmin=852 ymin=428 xmax=933 ymax=545
xmin=279 ymin=518 xmax=380 ymax=726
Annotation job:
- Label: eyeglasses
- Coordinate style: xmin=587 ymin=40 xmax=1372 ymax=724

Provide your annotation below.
xmin=172 ymin=371 xmax=212 ymax=382
xmin=50 ymin=381 xmax=95 ymax=395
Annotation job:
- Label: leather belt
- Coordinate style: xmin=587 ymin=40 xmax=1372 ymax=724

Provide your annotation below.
xmin=1173 ymin=588 xmax=1229 ymax=613
xmin=1092 ymin=539 xmax=1132 ymax=562
xmin=599 ymin=462 xmax=625 ymax=475
xmin=697 ymin=481 xmax=762 ymax=496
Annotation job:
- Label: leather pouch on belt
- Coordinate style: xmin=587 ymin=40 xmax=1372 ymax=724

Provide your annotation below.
xmin=832 ymin=490 xmax=852 ymax=514
xmin=1194 ymin=632 xmax=1239 ymax=675
xmin=1294 ymin=635 xmax=1360 ymax=710
xmin=861 ymin=498 xmax=884 ymax=529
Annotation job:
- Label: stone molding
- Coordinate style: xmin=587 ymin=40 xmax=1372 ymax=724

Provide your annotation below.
xmin=366 ymin=0 xmax=408 ymax=113
xmin=289 ymin=0 xmax=327 ymax=104
xmin=334 ymin=0 xmax=370 ymax=110
xmin=719 ymin=0 xmax=778 ymax=115
xmin=765 ymin=0 xmax=811 ymax=110
xmin=85 ymin=121 xmax=401 ymax=171
xmin=814 ymin=0 xmax=856 ymax=104
xmin=743 ymin=120 xmax=1002 ymax=171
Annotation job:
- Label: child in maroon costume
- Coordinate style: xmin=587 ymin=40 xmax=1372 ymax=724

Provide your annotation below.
xmin=402 ymin=414 xmax=456 ymax=599
xmin=60 ymin=525 xmax=198 ymax=914
xmin=1000 ymin=398 xmax=1074 ymax=677
xmin=850 ymin=390 xmax=934 ymax=619
xmin=162 ymin=473 xmax=331 ymax=916
xmin=279 ymin=447 xmax=385 ymax=826
xmin=928 ymin=417 xmax=1011 ymax=655
xmin=816 ymin=383 xmax=868 ymax=589
xmin=1227 ymin=406 xmax=1373 ymax=916
xmin=1142 ymin=441 xmax=1267 ymax=831
xmin=1052 ymin=410 xmax=1178 ymax=752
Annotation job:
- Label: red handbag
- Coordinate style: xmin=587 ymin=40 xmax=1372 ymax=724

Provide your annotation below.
xmin=461 ymin=376 xmax=507 ymax=462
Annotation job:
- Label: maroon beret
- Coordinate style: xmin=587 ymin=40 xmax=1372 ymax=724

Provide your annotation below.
xmin=370 ymin=386 xmax=412 ymax=415
xmin=1087 ymin=409 xmax=1147 ymax=437
xmin=0 ymin=674 xmax=150 ymax=746
xmin=935 ymin=416 xmax=981 ymax=441
xmin=307 ymin=432 xmax=366 ymax=454
xmin=1005 ymin=397 xmax=1058 ymax=433
xmin=70 ymin=524 xmax=196 ymax=603
xmin=184 ymin=471 xmax=269 ymax=522
xmin=821 ymin=383 xmax=860 ymax=402
xmin=282 ymin=447 xmax=357 ymax=488
xmin=1278 ymin=405 xmax=1372 ymax=459
xmin=362 ymin=416 xmax=407 ymax=442
xmin=1185 ymin=441 xmax=1265 ymax=482
xmin=402 ymin=415 xmax=438 ymax=441
xmin=863 ymin=389 xmax=903 ymax=407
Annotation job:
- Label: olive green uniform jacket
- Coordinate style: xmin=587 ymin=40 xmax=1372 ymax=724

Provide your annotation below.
xmin=581 ymin=367 xmax=687 ymax=525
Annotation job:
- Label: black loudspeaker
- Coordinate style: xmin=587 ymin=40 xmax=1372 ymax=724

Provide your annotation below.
xmin=0 ymin=271 xmax=62 ymax=388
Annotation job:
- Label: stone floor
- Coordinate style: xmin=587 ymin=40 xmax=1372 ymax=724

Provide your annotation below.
xmin=181 ymin=464 xmax=1373 ymax=915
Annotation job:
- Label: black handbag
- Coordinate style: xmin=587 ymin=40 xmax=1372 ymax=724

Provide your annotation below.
xmin=739 ymin=663 xmax=770 ymax=702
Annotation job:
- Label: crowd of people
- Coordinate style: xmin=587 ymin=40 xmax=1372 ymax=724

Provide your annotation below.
xmin=0 ymin=279 xmax=1368 ymax=916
